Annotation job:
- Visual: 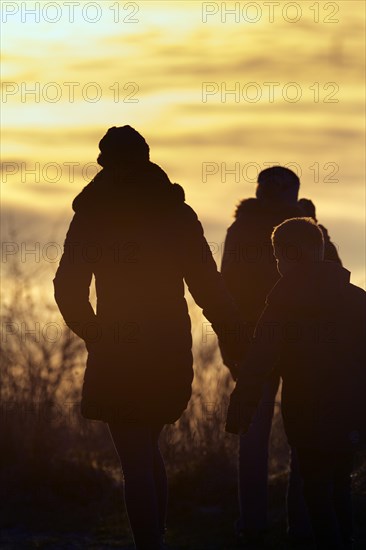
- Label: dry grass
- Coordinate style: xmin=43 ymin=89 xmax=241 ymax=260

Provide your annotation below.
xmin=1 ymin=257 xmax=365 ymax=548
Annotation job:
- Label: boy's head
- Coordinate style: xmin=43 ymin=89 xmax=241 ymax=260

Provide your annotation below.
xmin=271 ymin=217 xmax=325 ymax=276
xmin=256 ymin=166 xmax=300 ymax=204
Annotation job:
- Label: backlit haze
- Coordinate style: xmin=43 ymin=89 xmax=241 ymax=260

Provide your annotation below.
xmin=2 ymin=1 xmax=365 ymax=293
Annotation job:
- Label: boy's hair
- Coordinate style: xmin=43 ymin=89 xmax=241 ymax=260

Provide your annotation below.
xmin=271 ymin=217 xmax=325 ymax=262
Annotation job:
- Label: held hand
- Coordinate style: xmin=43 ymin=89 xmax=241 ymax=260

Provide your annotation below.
xmin=218 ymin=346 xmax=240 ymax=380
xmin=225 ymin=385 xmax=253 ymax=435
xmin=85 ymin=340 xmax=100 ymax=355
xmin=218 ymin=332 xmax=248 ymax=380
xmin=228 ymin=362 xmax=240 ymax=381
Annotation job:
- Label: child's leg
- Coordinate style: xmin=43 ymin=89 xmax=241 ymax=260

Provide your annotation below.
xmin=287 ymin=447 xmax=313 ymax=540
xmin=108 ymin=421 xmax=165 ymax=550
xmin=296 ymin=447 xmax=344 ymax=549
xmin=237 ymin=374 xmax=279 ymax=534
xmin=151 ymin=425 xmax=168 ymax=537
xmin=333 ymin=451 xmax=354 ymax=547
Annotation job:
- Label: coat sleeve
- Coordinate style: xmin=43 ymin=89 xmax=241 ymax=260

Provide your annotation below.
xmin=225 ymin=298 xmax=285 ymax=434
xmin=319 ymin=224 xmax=342 ymax=265
xmin=180 ymin=206 xmax=244 ymax=367
xmin=221 ymin=224 xmax=245 ymax=307
xmin=53 ymin=212 xmax=98 ymax=347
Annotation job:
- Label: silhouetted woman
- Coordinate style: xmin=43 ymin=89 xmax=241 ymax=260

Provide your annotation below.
xmin=54 ymin=126 xmax=240 ymax=550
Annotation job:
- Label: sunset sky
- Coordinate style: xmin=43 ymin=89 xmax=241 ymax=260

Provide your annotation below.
xmin=2 ymin=1 xmax=365 ymax=290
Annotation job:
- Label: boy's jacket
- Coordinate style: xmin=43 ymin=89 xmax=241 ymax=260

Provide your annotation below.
xmin=226 ymin=261 xmax=366 ymax=451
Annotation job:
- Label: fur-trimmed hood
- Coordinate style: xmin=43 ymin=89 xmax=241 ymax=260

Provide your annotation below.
xmin=234 ymin=198 xmax=259 ymax=219
xmin=233 ymin=197 xmax=303 ymax=220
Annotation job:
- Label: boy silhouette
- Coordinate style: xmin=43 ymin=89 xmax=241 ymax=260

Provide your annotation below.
xmin=226 ymin=217 xmax=366 ymax=549
xmin=221 ymin=166 xmax=341 ymax=545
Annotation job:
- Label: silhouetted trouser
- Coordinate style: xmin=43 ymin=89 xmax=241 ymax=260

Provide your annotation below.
xmin=296 ymin=448 xmax=354 ymax=550
xmin=108 ymin=422 xmax=168 ymax=550
xmin=238 ymin=375 xmax=312 ymax=538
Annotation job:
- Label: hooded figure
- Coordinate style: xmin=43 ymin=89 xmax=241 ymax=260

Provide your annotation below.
xmin=53 ymin=126 xmax=242 ymax=550
xmin=220 ymin=166 xmax=341 ymax=545
xmin=54 ymin=125 xmax=241 ymax=425
xmin=222 ymin=166 xmax=341 ymax=343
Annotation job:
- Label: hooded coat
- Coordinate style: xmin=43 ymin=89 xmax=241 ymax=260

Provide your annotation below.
xmin=54 ymin=162 xmax=240 ymax=424
xmin=221 ymin=197 xmax=341 ymax=331
xmin=226 ymin=261 xmax=366 ymax=452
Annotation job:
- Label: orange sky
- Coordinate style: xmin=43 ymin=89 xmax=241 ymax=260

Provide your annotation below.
xmin=2 ymin=1 xmax=365 ymax=288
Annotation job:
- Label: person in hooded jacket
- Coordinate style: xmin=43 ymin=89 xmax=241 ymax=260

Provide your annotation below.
xmin=226 ymin=217 xmax=366 ymax=549
xmin=221 ymin=166 xmax=341 ymax=545
xmin=53 ymin=126 xmax=242 ymax=550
